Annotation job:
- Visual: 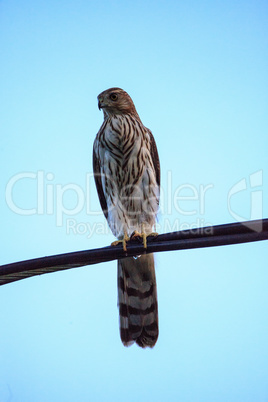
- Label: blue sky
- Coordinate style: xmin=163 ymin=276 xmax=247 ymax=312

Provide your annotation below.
xmin=0 ymin=1 xmax=268 ymax=401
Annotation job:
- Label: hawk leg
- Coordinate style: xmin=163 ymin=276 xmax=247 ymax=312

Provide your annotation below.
xmin=111 ymin=232 xmax=130 ymax=252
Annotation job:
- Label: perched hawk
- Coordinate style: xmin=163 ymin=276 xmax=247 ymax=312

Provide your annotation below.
xmin=93 ymin=88 xmax=160 ymax=348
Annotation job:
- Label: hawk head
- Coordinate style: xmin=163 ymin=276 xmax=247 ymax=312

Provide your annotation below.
xmin=97 ymin=87 xmax=139 ymax=118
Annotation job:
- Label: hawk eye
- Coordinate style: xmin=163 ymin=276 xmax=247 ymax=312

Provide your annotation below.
xmin=110 ymin=93 xmax=118 ymax=101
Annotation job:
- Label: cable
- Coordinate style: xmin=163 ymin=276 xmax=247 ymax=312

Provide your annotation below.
xmin=0 ymin=218 xmax=267 ymax=286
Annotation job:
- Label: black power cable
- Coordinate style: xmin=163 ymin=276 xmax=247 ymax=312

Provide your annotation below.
xmin=0 ymin=219 xmax=267 ymax=286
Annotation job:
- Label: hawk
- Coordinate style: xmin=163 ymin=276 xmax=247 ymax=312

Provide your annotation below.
xmin=93 ymin=88 xmax=160 ymax=348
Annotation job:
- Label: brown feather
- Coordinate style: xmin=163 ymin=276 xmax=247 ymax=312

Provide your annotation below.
xmin=92 ymin=147 xmax=108 ymax=220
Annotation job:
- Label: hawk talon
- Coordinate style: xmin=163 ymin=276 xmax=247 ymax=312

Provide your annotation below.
xmin=147 ymin=232 xmax=159 ymax=238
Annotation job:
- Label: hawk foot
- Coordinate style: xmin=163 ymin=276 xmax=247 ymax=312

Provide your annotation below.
xmin=130 ymin=231 xmax=158 ymax=249
xmin=111 ymin=232 xmax=130 ymax=252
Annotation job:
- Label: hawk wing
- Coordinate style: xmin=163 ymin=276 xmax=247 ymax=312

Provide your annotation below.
xmin=148 ymin=129 xmax=160 ymax=194
xmin=92 ymin=147 xmax=108 ymax=220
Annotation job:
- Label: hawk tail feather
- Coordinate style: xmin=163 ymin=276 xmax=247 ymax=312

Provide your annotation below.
xmin=118 ymin=254 xmax=158 ymax=348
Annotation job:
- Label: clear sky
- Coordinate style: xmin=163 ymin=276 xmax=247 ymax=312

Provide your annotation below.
xmin=0 ymin=1 xmax=268 ymax=401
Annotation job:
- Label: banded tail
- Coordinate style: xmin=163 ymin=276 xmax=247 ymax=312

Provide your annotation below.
xmin=118 ymin=254 xmax=158 ymax=348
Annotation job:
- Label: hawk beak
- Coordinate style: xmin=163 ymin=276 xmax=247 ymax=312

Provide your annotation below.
xmin=98 ymin=97 xmax=104 ymax=110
